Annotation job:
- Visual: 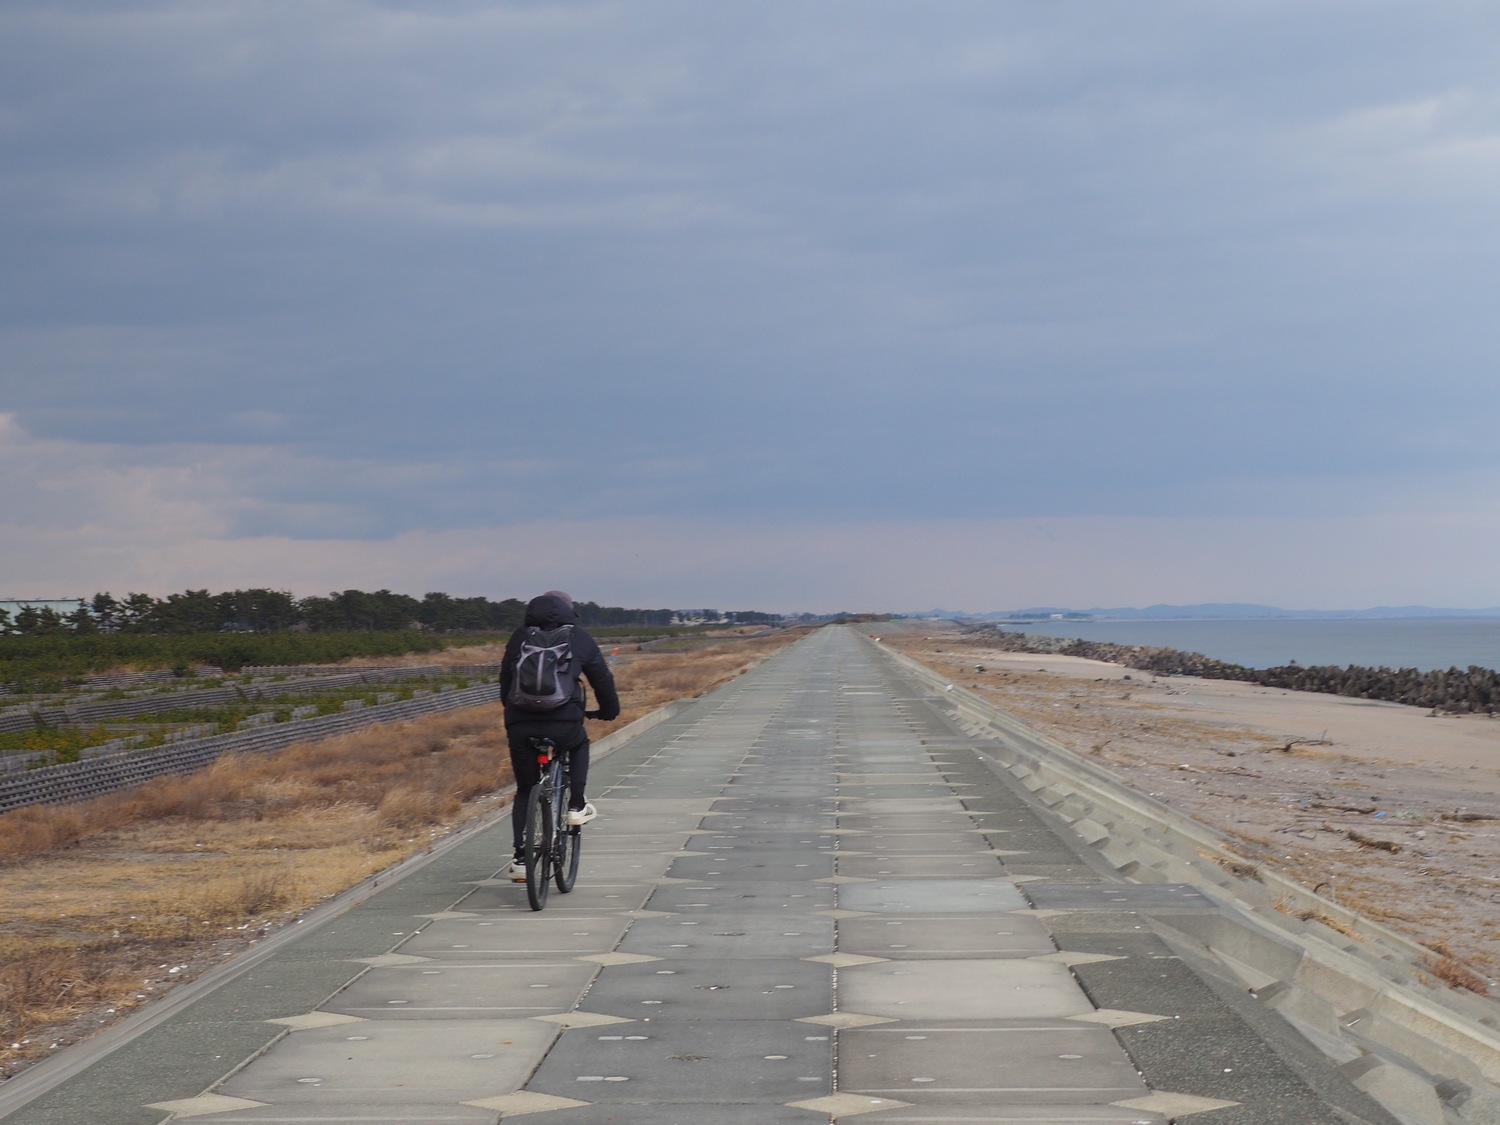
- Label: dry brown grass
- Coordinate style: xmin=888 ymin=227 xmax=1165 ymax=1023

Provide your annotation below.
xmin=1264 ymin=895 xmax=1367 ymax=941
xmin=0 ymin=630 xmax=801 ymax=1079
xmin=0 ymin=938 xmax=154 ymax=1048
xmin=1425 ymin=943 xmax=1491 ymax=994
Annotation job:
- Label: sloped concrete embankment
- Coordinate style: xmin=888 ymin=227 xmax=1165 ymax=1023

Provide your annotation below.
xmin=872 ymin=635 xmax=1500 ymax=1125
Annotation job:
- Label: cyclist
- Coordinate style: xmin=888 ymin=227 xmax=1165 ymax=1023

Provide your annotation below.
xmin=501 ymin=591 xmax=620 ymax=881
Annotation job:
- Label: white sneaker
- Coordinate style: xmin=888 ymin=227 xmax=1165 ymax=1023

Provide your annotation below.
xmin=566 ymin=802 xmax=597 ymax=826
xmin=508 ymin=857 xmax=527 ymax=882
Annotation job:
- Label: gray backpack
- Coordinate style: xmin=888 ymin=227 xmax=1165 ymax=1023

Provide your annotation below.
xmin=508 ymin=625 xmax=579 ymax=710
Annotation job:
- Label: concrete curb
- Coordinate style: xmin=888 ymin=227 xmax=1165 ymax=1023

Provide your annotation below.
xmin=869 ymin=635 xmax=1500 ymax=1125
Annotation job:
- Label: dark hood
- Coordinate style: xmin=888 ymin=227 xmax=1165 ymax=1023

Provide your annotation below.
xmin=524 ymin=593 xmax=578 ymax=628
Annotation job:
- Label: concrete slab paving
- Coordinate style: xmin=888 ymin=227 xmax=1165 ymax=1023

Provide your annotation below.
xmin=669 ymin=853 xmax=836 ymax=881
xmin=839 ymin=1022 xmax=1147 ymax=1105
xmin=618 ymin=913 xmax=834 ymax=959
xmin=838 ymin=914 xmax=1056 ymax=959
xmin=0 ymin=627 xmax=1407 ymax=1125
xmin=838 ymin=831 xmax=1000 ymax=856
xmin=838 ymin=853 xmax=1008 ymax=878
xmin=577 ymin=957 xmax=832 ymax=1021
xmin=399 ymin=914 xmax=635 ymax=959
xmin=544 ymin=851 xmax=681 ymax=880
xmin=1004 ymin=862 xmax=1107 ymax=881
xmin=843 ymin=823 xmax=987 ymax=842
xmin=688 ymin=831 xmax=839 ymax=850
xmin=322 ymin=958 xmax=598 ymax=1019
xmin=481 ymin=1105 xmax=828 ymax=1125
xmin=840 ymin=784 xmax=978 ymax=799
xmin=1023 ymin=884 xmax=1218 ymax=913
xmin=646 ymin=880 xmax=837 ymax=912
xmin=528 ymin=1020 xmax=832 ymax=1104
xmin=167 ymin=1102 xmax=501 ymax=1122
xmin=843 ymin=797 xmax=981 ymax=813
xmin=697 ymin=813 xmax=841 ymax=832
xmin=495 ymin=879 xmax=655 ymax=912
xmin=217 ymin=1018 xmax=557 ymax=1104
xmin=565 ymin=838 xmax=697 ymax=861
xmin=585 ymin=804 xmax=714 ymax=828
xmin=863 ymin=1106 xmax=1168 ymax=1123
xmin=839 ymin=879 xmax=1031 ymax=913
xmin=840 ymin=960 xmax=1095 ymax=1020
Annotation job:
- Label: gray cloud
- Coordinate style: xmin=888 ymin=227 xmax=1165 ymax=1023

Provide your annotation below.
xmin=3 ymin=1 xmax=1499 ymax=604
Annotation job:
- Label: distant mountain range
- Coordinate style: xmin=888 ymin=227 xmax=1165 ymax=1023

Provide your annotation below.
xmin=909 ymin=603 xmax=1500 ymax=621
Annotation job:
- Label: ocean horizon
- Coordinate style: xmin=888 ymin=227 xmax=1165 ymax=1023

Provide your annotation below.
xmin=986 ymin=616 xmax=1500 ymax=673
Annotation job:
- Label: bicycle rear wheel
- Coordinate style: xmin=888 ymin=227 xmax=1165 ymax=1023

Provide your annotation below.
xmin=552 ymin=759 xmax=580 ymax=893
xmin=555 ymin=824 xmax=580 ymax=892
xmin=524 ymin=782 xmax=552 ymax=911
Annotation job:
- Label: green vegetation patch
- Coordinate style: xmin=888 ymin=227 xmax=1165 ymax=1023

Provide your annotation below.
xmin=0 ymin=632 xmax=487 ymax=693
xmin=0 ymin=724 xmax=115 ymax=763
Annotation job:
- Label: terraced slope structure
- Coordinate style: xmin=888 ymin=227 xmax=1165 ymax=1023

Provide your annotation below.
xmin=0 ymin=666 xmax=502 ymax=811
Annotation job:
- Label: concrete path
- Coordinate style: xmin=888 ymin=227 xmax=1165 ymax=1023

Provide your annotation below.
xmin=1 ymin=628 xmax=1400 ymax=1124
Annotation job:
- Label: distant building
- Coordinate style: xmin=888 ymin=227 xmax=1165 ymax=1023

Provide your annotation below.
xmin=673 ymin=610 xmax=726 ymax=625
xmin=0 ymin=598 xmax=86 ymax=619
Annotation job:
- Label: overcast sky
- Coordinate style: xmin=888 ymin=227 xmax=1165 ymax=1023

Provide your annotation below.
xmin=4 ymin=1 xmax=1499 ymax=613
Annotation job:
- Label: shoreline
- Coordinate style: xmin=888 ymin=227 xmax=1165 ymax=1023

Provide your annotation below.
xmin=961 ymin=622 xmax=1499 ymax=715
xmin=884 ymin=622 xmax=1500 ymax=980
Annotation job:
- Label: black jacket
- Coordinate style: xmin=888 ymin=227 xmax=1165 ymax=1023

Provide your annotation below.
xmin=500 ymin=594 xmax=620 ymax=726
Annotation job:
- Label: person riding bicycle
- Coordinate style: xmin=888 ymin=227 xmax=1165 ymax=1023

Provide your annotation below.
xmin=501 ymin=590 xmax=620 ymax=881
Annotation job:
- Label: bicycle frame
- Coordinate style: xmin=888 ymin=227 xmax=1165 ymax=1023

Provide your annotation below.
xmin=523 ymin=738 xmax=581 ymax=911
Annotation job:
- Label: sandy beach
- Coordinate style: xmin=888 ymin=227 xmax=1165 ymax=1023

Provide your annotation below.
xmin=884 ymin=622 xmax=1500 ymax=983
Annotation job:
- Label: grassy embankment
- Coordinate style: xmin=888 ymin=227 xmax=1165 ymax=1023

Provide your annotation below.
xmin=1 ymin=672 xmax=492 ymax=764
xmin=0 ymin=625 xmax=720 ymax=692
xmin=0 ymin=627 xmax=802 ymax=1080
xmin=0 ymin=632 xmax=461 ymax=690
xmin=0 ymin=627 xmax=735 ymax=764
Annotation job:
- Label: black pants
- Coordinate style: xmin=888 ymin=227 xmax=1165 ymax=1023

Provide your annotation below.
xmin=506 ymin=720 xmax=589 ymax=852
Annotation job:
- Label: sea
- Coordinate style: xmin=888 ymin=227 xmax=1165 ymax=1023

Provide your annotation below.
xmin=989 ymin=617 xmax=1500 ymax=673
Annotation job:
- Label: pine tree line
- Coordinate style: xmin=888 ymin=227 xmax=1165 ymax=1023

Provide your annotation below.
xmin=0 ymin=589 xmax=710 ymax=637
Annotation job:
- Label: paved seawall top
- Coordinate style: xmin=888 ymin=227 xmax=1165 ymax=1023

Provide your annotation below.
xmin=1 ymin=627 xmax=1409 ymax=1124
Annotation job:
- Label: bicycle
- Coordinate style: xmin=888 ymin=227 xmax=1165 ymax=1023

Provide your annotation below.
xmin=522 ymin=736 xmax=582 ymax=910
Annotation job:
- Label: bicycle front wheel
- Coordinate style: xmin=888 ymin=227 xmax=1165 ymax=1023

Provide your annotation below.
xmin=524 ymin=782 xmax=553 ymax=911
